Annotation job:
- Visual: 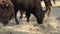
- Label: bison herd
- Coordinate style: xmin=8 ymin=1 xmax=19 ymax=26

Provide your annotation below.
xmin=0 ymin=0 xmax=55 ymax=25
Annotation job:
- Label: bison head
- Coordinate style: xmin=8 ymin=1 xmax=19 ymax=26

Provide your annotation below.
xmin=36 ymin=10 xmax=45 ymax=24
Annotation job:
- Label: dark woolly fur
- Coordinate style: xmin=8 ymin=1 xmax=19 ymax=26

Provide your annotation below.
xmin=0 ymin=1 xmax=14 ymax=25
xmin=10 ymin=0 xmax=45 ymax=24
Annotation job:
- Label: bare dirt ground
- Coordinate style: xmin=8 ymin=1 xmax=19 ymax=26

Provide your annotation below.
xmin=0 ymin=1 xmax=60 ymax=34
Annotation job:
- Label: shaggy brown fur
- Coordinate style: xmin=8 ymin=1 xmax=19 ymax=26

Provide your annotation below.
xmin=0 ymin=1 xmax=14 ymax=25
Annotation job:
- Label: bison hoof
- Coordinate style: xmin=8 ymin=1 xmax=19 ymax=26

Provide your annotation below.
xmin=16 ymin=22 xmax=19 ymax=25
xmin=27 ymin=19 xmax=30 ymax=22
xmin=47 ymin=14 xmax=50 ymax=17
xmin=37 ymin=23 xmax=42 ymax=24
xmin=20 ymin=16 xmax=22 ymax=19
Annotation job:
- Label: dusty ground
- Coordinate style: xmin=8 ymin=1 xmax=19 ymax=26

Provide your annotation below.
xmin=0 ymin=1 xmax=60 ymax=34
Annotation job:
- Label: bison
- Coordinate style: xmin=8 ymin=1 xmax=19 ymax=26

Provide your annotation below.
xmin=10 ymin=0 xmax=45 ymax=24
xmin=41 ymin=0 xmax=56 ymax=17
xmin=41 ymin=0 xmax=52 ymax=17
xmin=0 ymin=0 xmax=15 ymax=25
xmin=26 ymin=0 xmax=53 ymax=22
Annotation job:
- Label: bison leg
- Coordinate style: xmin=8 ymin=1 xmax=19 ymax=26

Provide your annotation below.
xmin=43 ymin=0 xmax=52 ymax=17
xmin=48 ymin=5 xmax=52 ymax=17
xmin=26 ymin=8 xmax=31 ymax=22
xmin=19 ymin=10 xmax=23 ymax=19
xmin=14 ymin=7 xmax=19 ymax=24
xmin=53 ymin=0 xmax=56 ymax=4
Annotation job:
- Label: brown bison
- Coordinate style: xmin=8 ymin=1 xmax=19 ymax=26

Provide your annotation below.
xmin=41 ymin=0 xmax=52 ymax=17
xmin=25 ymin=0 xmax=52 ymax=21
xmin=10 ymin=0 xmax=45 ymax=24
xmin=0 ymin=0 xmax=15 ymax=25
xmin=41 ymin=0 xmax=56 ymax=17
